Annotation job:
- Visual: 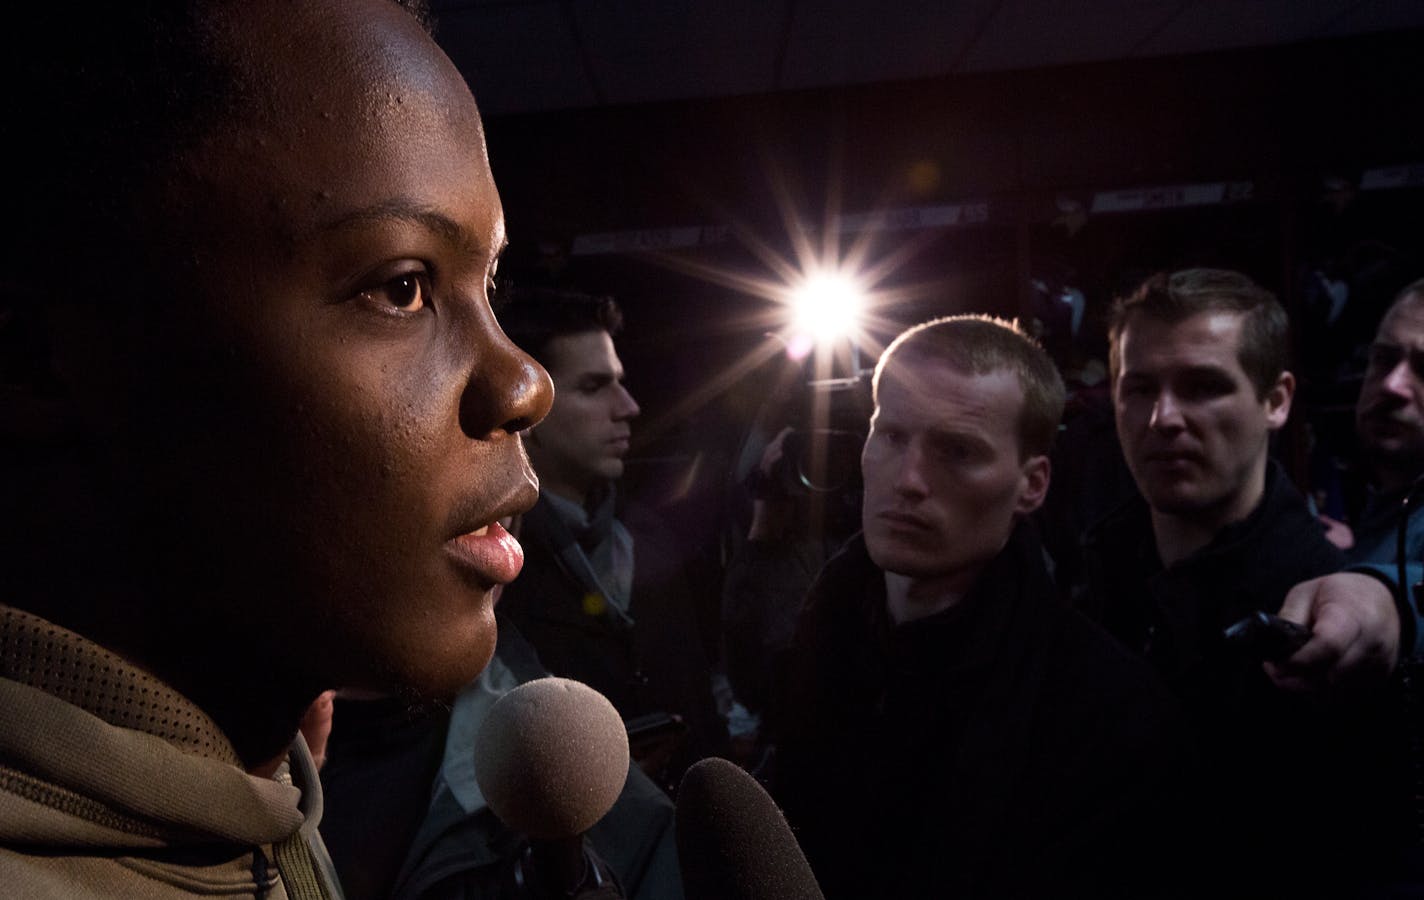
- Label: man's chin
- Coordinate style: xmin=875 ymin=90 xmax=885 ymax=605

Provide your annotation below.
xmin=1143 ymin=483 xmax=1233 ymax=521
xmin=1362 ymin=434 xmax=1424 ymax=465
xmin=865 ymin=538 xmax=938 ymax=579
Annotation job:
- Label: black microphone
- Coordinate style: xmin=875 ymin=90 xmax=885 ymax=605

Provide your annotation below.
xmin=675 ymin=756 xmax=825 ymax=900
xmin=473 ymin=677 xmax=630 ymax=897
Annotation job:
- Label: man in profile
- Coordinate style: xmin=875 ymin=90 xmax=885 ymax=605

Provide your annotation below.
xmin=0 ymin=2 xmax=552 ymax=895
xmin=496 ymin=287 xmax=727 ymax=789
xmin=772 ymin=315 xmax=1184 ymax=899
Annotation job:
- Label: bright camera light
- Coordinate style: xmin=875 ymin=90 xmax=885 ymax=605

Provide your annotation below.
xmin=788 ymin=271 xmax=863 ymax=344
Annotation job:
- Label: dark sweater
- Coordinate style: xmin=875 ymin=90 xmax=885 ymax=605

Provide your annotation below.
xmin=497 ymin=490 xmax=728 ymax=787
xmin=772 ymin=523 xmax=1188 ymax=899
xmin=1082 ymin=461 xmax=1413 ymax=898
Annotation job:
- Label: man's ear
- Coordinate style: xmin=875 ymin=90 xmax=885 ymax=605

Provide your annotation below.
xmin=1014 ymin=455 xmax=1051 ymax=516
xmin=1264 ymin=370 xmax=1295 ymax=431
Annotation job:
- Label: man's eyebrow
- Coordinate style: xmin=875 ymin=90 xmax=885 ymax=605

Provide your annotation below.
xmin=1177 ymin=363 xmax=1236 ymax=381
xmin=927 ymin=426 xmax=990 ymax=447
xmin=315 ymin=201 xmax=502 ymax=259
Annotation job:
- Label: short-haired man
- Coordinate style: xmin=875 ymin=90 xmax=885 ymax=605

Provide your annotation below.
xmin=496 ymin=287 xmax=727 ymax=788
xmin=772 ymin=316 xmax=1184 ymax=899
xmin=1084 ymin=268 xmax=1411 ymax=896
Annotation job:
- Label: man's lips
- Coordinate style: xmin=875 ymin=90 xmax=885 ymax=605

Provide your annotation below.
xmin=875 ymin=509 xmax=934 ymax=531
xmin=1144 ymin=448 xmax=1202 ymax=465
xmin=446 ymin=520 xmax=524 ymax=587
xmin=1361 ymin=406 xmax=1420 ymax=431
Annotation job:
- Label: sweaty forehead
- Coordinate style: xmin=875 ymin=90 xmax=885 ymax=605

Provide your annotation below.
xmin=215 ymin=2 xmax=446 ymax=98
xmin=170 ymin=0 xmax=494 ymax=250
xmin=201 ymin=0 xmax=483 ymax=160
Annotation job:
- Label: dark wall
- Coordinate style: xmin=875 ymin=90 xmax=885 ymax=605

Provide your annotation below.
xmin=479 ymin=28 xmax=1424 ymax=241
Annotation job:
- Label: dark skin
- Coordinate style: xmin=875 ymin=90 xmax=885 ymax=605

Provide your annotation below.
xmin=18 ymin=0 xmax=552 ymax=772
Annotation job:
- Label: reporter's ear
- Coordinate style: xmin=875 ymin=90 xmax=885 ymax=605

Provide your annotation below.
xmin=1014 ymin=455 xmax=1051 ymax=516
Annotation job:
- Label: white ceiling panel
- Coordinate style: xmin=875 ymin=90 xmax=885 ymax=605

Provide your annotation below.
xmin=777 ymin=0 xmax=996 ymax=89
xmin=1134 ymin=0 xmax=1354 ymax=57
xmin=1315 ymin=0 xmax=1424 ymax=38
xmin=430 ymin=0 xmax=1424 ymax=114
xmin=571 ymin=0 xmax=790 ymax=103
xmin=959 ymin=0 xmax=1184 ymax=71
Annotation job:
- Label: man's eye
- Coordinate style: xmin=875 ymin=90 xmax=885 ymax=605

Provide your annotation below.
xmin=1177 ymin=377 xmax=1233 ymax=401
xmin=937 ymin=441 xmax=971 ymax=462
xmin=360 ymin=271 xmax=430 ymax=313
xmin=1367 ymin=344 xmax=1403 ymax=373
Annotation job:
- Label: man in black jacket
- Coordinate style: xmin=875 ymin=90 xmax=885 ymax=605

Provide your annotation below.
xmin=772 ymin=315 xmax=1185 ymax=899
xmin=1084 ymin=268 xmax=1411 ymax=897
xmin=496 ymin=287 xmax=727 ymax=790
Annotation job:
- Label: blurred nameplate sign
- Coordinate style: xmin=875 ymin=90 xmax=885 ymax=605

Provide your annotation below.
xmin=830 ymin=201 xmax=992 ymax=235
xmin=1360 ymin=163 xmax=1424 ymax=191
xmin=1089 ymin=181 xmax=1254 ymax=215
xmin=573 ymin=225 xmax=732 ymax=256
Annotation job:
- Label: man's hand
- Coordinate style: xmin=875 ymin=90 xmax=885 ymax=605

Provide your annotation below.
xmin=748 ymin=426 xmax=796 ymax=541
xmin=1317 ymin=513 xmax=1355 ymax=551
xmin=1264 ymin=573 xmax=1400 ymax=691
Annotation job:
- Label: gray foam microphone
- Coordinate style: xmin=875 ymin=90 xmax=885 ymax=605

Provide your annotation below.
xmin=675 ymin=756 xmax=825 ymax=900
xmin=473 ymin=677 xmax=630 ymax=896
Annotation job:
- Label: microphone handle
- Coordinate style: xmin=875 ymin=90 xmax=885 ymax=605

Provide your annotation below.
xmin=515 ymin=836 xmax=621 ymax=899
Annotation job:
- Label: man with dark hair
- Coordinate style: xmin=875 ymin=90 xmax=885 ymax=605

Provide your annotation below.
xmin=1102 ymin=269 xmax=1297 ymax=569
xmin=1084 ymin=268 xmax=1411 ymax=896
xmin=496 ymin=286 xmax=728 ymax=789
xmin=773 ymin=315 xmax=1185 ymax=899
xmin=0 ymin=2 xmax=553 ymax=896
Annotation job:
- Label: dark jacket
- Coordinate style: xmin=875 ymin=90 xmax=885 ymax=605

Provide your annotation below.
xmin=771 ymin=523 xmax=1188 ymax=900
xmin=497 ymin=490 xmax=728 ymax=786
xmin=1082 ymin=460 xmax=1413 ymax=898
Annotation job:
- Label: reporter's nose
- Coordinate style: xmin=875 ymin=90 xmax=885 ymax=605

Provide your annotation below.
xmin=613 ymin=383 xmax=640 ymax=421
xmin=892 ymin=443 xmax=931 ymax=499
xmin=1382 ymin=358 xmax=1417 ymax=400
xmin=1149 ymin=392 xmax=1185 ymax=432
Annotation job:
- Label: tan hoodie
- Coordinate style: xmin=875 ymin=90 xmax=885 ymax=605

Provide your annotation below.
xmin=0 ymin=606 xmax=343 ymax=899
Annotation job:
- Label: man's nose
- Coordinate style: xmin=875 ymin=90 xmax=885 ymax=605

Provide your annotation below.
xmin=613 ymin=383 xmax=641 ymax=420
xmin=1149 ymin=392 xmax=1185 ymax=431
xmin=892 ymin=443 xmax=931 ymax=498
xmin=1381 ymin=358 xmax=1417 ymax=400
